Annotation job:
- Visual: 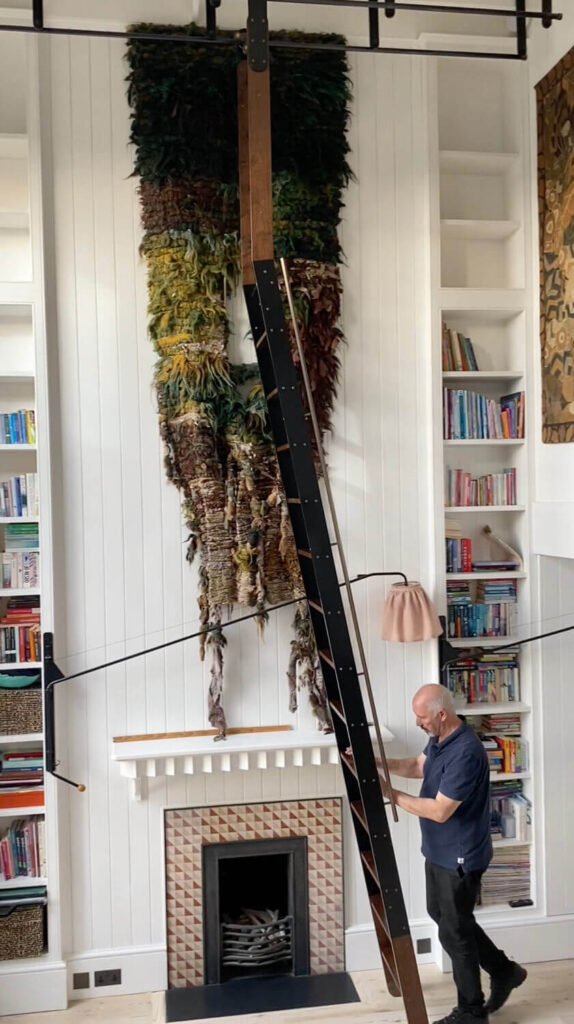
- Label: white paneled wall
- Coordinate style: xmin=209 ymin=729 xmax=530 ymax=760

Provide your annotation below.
xmin=538 ymin=556 xmax=574 ymax=918
xmin=41 ymin=33 xmax=437 ymax=964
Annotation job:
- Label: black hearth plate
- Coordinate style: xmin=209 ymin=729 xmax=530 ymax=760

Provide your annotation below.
xmin=165 ymin=972 xmax=360 ymax=1021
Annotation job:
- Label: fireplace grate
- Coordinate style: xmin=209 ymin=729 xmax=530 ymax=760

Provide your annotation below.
xmin=221 ymin=912 xmax=293 ymax=967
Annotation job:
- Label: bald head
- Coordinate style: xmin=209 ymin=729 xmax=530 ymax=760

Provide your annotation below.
xmin=412 ymin=684 xmax=459 ymax=740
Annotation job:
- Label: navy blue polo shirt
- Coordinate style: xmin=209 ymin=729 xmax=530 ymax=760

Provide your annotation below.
xmin=420 ymin=720 xmax=492 ymax=872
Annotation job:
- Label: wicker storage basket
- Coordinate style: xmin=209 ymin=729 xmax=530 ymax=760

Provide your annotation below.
xmin=0 ymin=905 xmax=45 ymax=960
xmin=0 ymin=689 xmax=42 ymax=735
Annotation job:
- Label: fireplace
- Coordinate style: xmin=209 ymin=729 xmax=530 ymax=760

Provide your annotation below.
xmin=203 ymin=837 xmax=310 ymax=984
xmin=165 ymin=798 xmax=345 ymax=988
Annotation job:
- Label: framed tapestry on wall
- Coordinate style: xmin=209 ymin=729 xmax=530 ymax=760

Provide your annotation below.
xmin=537 ymin=45 xmax=574 ymax=443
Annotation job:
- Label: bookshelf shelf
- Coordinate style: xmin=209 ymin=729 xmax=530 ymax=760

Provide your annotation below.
xmin=441 ymin=219 xmax=519 ymax=241
xmin=442 ymin=371 xmax=524 ymax=382
xmin=0 ymin=661 xmax=42 ymax=669
xmin=490 ymin=772 xmax=530 ymax=782
xmin=0 ymin=373 xmax=35 ymax=384
xmin=0 ymin=732 xmax=43 ymax=744
xmin=0 ymin=444 xmax=36 ymax=451
xmin=0 ymin=588 xmax=40 ymax=596
xmin=448 ymin=637 xmax=518 ymax=648
xmin=444 ymin=439 xmax=525 ymax=447
xmin=0 ymin=517 xmax=39 ymax=524
xmin=0 ymin=876 xmax=47 ymax=889
xmin=447 ymin=572 xmax=527 ymax=581
xmin=439 ymin=150 xmax=518 ymax=175
xmin=444 ymin=506 xmax=525 ymax=513
xmin=0 ymin=804 xmax=44 ymax=818
xmin=491 ymin=838 xmax=532 ymax=849
xmin=455 ymin=702 xmax=530 ymax=716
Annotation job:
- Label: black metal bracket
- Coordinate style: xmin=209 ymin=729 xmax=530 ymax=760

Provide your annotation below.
xmin=32 ymin=0 xmax=43 ymax=30
xmin=205 ymin=0 xmax=220 ymax=38
xmin=542 ymin=0 xmax=553 ymax=28
xmin=247 ymin=0 xmax=269 ymax=71
xmin=369 ymin=6 xmax=380 ymax=48
xmin=516 ymin=0 xmax=527 ymax=59
xmin=384 ymin=0 xmax=395 ymax=16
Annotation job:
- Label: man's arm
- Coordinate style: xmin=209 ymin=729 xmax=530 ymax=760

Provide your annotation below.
xmin=386 ymin=752 xmax=426 ymax=779
xmin=388 ymin=787 xmax=461 ymax=823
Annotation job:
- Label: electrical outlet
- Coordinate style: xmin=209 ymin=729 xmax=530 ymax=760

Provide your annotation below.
xmin=73 ymin=972 xmax=90 ymax=990
xmin=94 ymin=969 xmax=122 ymax=987
xmin=416 ymin=937 xmax=432 ymax=954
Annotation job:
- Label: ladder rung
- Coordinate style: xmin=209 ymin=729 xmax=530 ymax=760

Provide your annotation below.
xmin=370 ymin=896 xmax=401 ymax=991
xmin=286 ymin=497 xmax=301 ymax=504
xmin=255 ymin=330 xmax=268 ymax=349
xmin=340 ymin=750 xmax=358 ymax=780
xmin=329 ymin=700 xmax=346 ymax=724
xmin=350 ymin=800 xmax=368 ymax=832
xmin=318 ymin=648 xmax=335 ymax=668
xmin=266 ymin=387 xmax=278 ymax=400
xmin=297 ymin=548 xmax=313 ymax=560
xmin=308 ymin=598 xmax=323 ymax=615
xmin=361 ymin=849 xmax=379 ymax=886
xmin=276 ymin=443 xmax=290 ymax=453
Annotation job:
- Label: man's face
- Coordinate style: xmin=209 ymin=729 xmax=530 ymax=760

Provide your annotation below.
xmin=413 ymin=700 xmax=444 ymax=737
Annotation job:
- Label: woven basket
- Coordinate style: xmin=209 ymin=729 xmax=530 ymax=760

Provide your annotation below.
xmin=0 ymin=689 xmax=42 ymax=735
xmin=0 ymin=905 xmax=45 ymax=960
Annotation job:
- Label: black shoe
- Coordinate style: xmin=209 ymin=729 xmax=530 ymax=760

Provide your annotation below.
xmin=433 ymin=1009 xmax=488 ymax=1024
xmin=485 ymin=962 xmax=527 ymax=1012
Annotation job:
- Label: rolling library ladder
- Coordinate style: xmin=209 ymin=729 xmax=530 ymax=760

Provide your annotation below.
xmin=237 ymin=20 xmax=428 ymax=1024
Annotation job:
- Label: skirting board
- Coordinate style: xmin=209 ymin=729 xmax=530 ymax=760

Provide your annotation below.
xmin=435 ymin=914 xmax=574 ymax=973
xmin=345 ymin=920 xmax=440 ymax=971
xmin=0 ymin=960 xmax=67 ymax=1016
xmin=66 ymin=944 xmax=166 ymax=1001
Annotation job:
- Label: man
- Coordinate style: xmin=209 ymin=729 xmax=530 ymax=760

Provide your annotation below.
xmin=383 ymin=683 xmax=527 ymax=1024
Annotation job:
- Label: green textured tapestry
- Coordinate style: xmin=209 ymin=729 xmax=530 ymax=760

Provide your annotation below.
xmin=126 ymin=26 xmax=351 ymax=735
xmin=537 ymin=45 xmax=574 ymax=444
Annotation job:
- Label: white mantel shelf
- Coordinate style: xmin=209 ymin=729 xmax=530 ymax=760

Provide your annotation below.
xmin=112 ymin=725 xmax=394 ymax=800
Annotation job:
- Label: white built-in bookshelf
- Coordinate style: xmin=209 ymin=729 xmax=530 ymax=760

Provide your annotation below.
xmin=0 ymin=37 xmax=63 ymax=1010
xmin=430 ymin=54 xmax=534 ymax=912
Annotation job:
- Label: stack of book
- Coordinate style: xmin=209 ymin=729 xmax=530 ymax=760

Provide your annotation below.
xmin=482 ymin=738 xmax=504 ymax=772
xmin=445 ymin=468 xmax=517 ymax=507
xmin=480 ymin=846 xmax=530 ymax=906
xmin=0 ymin=597 xmax=41 ymax=664
xmin=0 ymin=817 xmax=46 ymax=879
xmin=481 ymin=712 xmax=521 ymax=734
xmin=447 ymin=581 xmax=472 ymax=605
xmin=4 ymin=523 xmax=39 ymax=550
xmin=441 ymin=323 xmax=479 ymax=372
xmin=0 ymin=551 xmax=39 ymax=589
xmin=447 ymin=601 xmax=516 ymax=638
xmin=476 ymin=579 xmax=518 ymax=603
xmin=446 ymin=649 xmax=520 ymax=703
xmin=0 ymin=749 xmax=44 ymax=811
xmin=472 ymin=560 xmax=520 ymax=573
xmin=445 ymin=520 xmax=473 ymax=573
xmin=0 ymin=474 xmax=39 ymax=518
xmin=443 ymin=389 xmax=525 ymax=440
xmin=0 ymin=410 xmax=36 ymax=445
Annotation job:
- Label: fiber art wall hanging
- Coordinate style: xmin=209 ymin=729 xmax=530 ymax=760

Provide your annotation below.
xmin=537 ymin=45 xmax=574 ymax=444
xmin=126 ymin=26 xmax=351 ymax=735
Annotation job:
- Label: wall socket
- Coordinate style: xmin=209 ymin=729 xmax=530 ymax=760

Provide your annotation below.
xmin=416 ymin=937 xmax=432 ymax=954
xmin=72 ymin=972 xmax=90 ymax=990
xmin=94 ymin=969 xmax=122 ymax=987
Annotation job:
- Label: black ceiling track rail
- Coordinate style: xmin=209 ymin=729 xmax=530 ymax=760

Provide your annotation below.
xmin=0 ymin=1 xmax=560 ymax=61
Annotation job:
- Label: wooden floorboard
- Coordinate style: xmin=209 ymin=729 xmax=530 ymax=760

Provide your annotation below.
xmin=2 ymin=960 xmax=573 ymax=1023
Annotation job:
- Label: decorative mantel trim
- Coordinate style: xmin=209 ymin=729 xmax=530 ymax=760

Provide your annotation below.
xmin=112 ymin=725 xmax=394 ymax=799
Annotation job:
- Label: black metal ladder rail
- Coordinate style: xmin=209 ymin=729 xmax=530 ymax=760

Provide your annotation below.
xmin=237 ymin=51 xmax=428 ymax=1023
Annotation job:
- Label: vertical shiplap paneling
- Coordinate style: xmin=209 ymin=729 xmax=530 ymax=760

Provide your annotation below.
xmin=540 ymin=556 xmax=574 ymax=917
xmin=46 ymin=36 xmax=436 ymax=957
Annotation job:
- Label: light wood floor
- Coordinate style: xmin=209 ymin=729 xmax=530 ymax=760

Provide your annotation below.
xmin=3 ymin=960 xmax=574 ymax=1023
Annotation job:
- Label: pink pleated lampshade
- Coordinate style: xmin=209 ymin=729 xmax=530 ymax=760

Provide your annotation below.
xmin=382 ymin=581 xmax=443 ymax=642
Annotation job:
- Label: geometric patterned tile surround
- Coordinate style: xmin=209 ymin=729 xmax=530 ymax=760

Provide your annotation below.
xmin=165 ymin=798 xmax=344 ymax=988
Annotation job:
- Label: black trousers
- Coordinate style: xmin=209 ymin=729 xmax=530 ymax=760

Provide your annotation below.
xmin=426 ymin=860 xmax=511 ymax=1016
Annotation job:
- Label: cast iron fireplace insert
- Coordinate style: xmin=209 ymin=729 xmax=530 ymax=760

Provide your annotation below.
xmin=202 ymin=836 xmax=310 ymax=985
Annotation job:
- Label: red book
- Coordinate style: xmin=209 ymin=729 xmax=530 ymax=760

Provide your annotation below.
xmin=0 ymin=788 xmax=44 ymax=809
xmin=461 ymin=538 xmax=473 ymax=573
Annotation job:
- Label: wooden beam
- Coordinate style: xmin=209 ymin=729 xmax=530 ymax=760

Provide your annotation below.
xmin=237 ymin=61 xmax=255 ymax=285
xmin=113 ymin=724 xmax=292 ymax=743
xmin=246 ymin=63 xmax=273 ymax=262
